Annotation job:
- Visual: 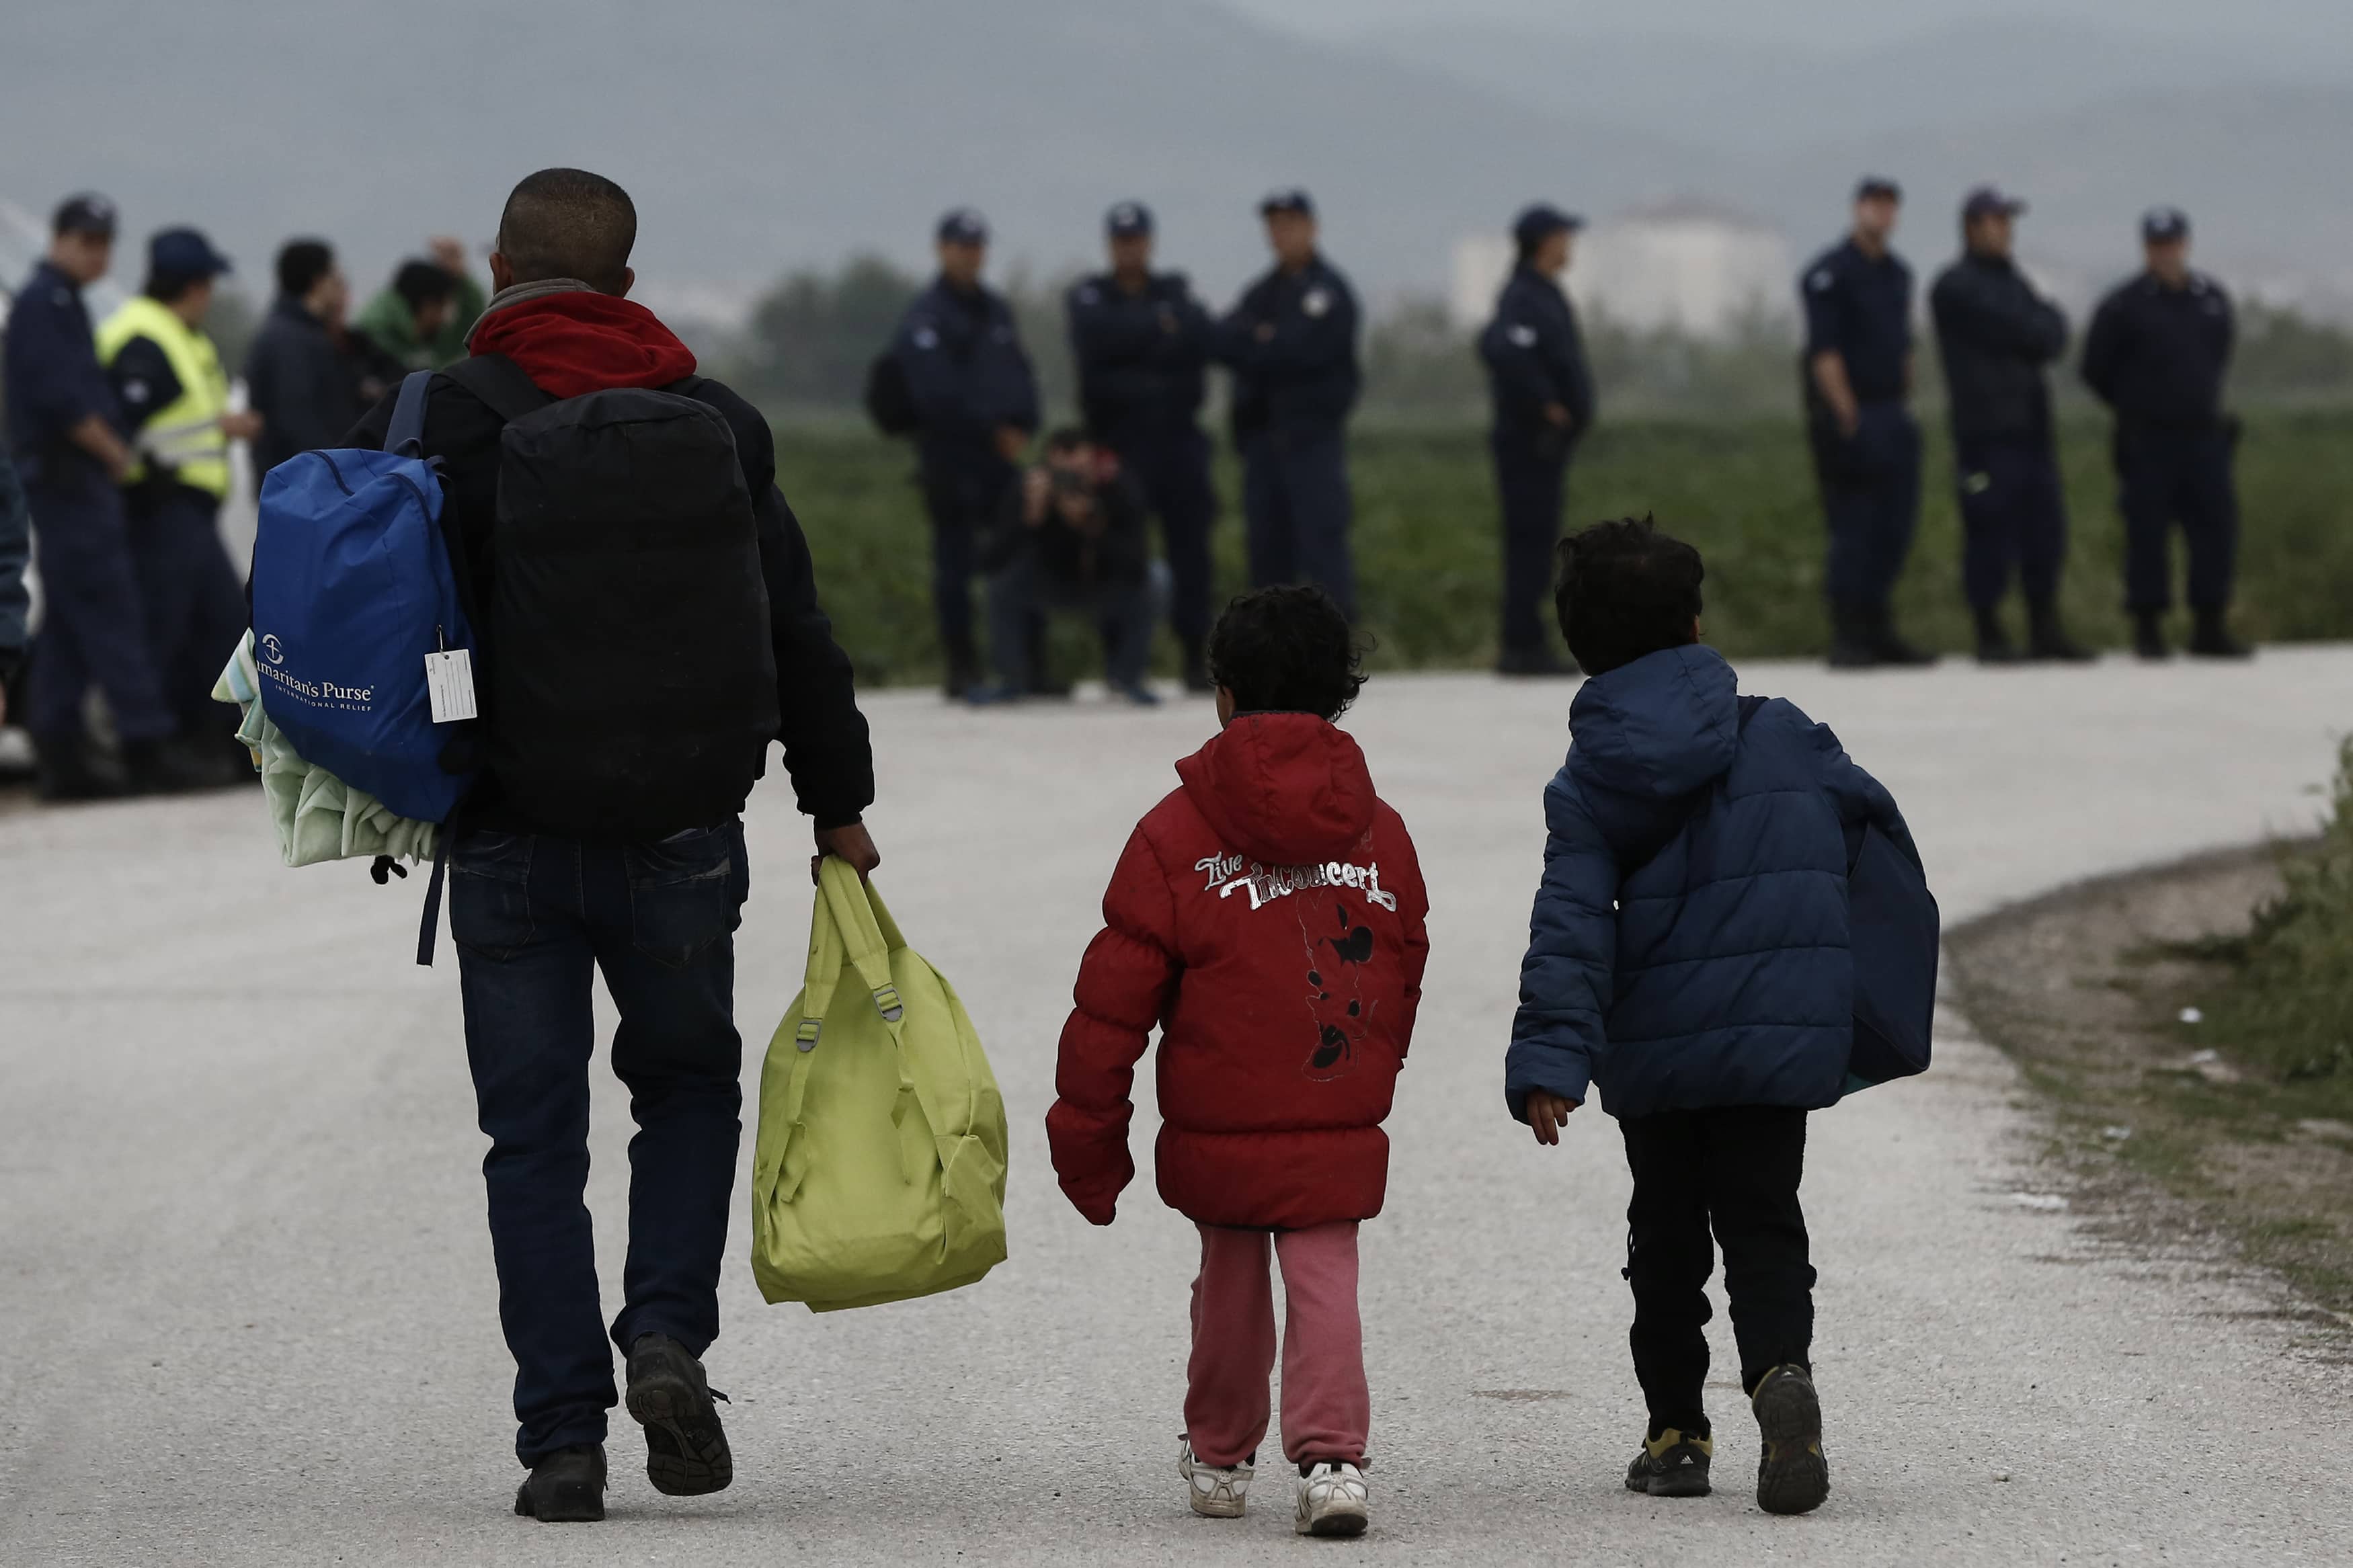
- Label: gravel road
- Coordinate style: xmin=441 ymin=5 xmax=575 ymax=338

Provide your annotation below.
xmin=4 ymin=651 xmax=2350 ymax=1565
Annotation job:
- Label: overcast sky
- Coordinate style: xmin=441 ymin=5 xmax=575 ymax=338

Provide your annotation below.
xmin=1230 ymin=0 xmax=2351 ymax=53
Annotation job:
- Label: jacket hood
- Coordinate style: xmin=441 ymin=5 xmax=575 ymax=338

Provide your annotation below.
xmin=1566 ymin=645 xmax=1740 ymax=799
xmin=1175 ymin=712 xmax=1378 ymax=866
xmin=467 ymin=288 xmax=696 ymax=400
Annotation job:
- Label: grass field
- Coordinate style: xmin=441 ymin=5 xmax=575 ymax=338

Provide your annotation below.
xmin=775 ymin=410 xmax=2353 ymax=688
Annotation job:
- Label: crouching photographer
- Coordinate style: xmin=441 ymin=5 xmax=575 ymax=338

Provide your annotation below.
xmin=971 ymin=427 xmax=1165 ymax=706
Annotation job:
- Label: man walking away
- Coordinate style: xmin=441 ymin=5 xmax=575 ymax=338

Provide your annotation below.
xmin=2 ymin=193 xmax=202 ymax=800
xmin=356 ymin=236 xmax=487 ymax=372
xmin=1479 ymin=203 xmax=1594 ymax=677
xmin=888 ymin=208 xmax=1041 ymax=698
xmin=1802 ymin=177 xmax=1934 ymax=669
xmin=244 ymin=239 xmax=364 ymax=487
xmin=1215 ymin=190 xmax=1362 ymax=620
xmin=99 ymin=226 xmax=264 ymax=782
xmin=346 ymin=167 xmax=878 ymax=1524
xmin=1929 ymin=188 xmax=2092 ymax=665
xmin=2081 ymin=208 xmax=2248 ymax=660
xmin=1067 ymin=201 xmax=1218 ymax=691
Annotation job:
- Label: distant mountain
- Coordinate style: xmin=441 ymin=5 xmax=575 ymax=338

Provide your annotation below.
xmin=0 ymin=0 xmax=1704 ymax=312
xmin=1355 ymin=15 xmax=2335 ymax=151
xmin=1758 ymin=84 xmax=2353 ymax=314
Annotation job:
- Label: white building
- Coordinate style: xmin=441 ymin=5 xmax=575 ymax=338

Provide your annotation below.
xmin=1451 ymin=200 xmax=1796 ymax=335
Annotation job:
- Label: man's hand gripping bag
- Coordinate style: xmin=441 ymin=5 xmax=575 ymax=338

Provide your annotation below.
xmin=751 ymin=858 xmax=1008 ymax=1311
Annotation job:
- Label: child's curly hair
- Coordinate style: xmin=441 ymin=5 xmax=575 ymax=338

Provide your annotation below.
xmin=1207 ymin=585 xmax=1367 ymax=720
xmin=1554 ymin=515 xmax=1705 ymax=675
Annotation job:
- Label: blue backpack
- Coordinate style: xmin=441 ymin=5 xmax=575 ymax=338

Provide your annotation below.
xmin=250 ymin=372 xmax=475 ymax=825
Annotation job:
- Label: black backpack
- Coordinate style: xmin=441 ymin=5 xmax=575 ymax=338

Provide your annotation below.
xmin=863 ymin=349 xmax=920 ymax=436
xmin=442 ymin=354 xmax=781 ymax=841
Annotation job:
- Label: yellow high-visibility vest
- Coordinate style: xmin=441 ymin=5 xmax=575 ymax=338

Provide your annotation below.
xmin=95 ymin=294 xmax=231 ymax=499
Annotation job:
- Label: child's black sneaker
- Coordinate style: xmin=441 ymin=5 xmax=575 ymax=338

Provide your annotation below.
xmin=1750 ymin=1364 xmax=1830 ymax=1515
xmin=1624 ymin=1426 xmax=1712 ymax=1497
xmin=514 ymin=1443 xmax=606 ymax=1522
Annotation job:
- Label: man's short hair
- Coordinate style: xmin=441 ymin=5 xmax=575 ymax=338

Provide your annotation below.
xmin=393 ymin=259 xmax=458 ymax=310
xmin=497 ymin=168 xmax=637 ymax=293
xmin=1554 ymin=516 xmax=1704 ymax=675
xmin=275 ymin=239 xmax=335 ymax=300
xmin=1207 ymin=585 xmax=1366 ymax=722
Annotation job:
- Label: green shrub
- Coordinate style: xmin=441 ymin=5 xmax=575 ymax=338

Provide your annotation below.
xmin=2199 ymin=741 xmax=2353 ymax=1116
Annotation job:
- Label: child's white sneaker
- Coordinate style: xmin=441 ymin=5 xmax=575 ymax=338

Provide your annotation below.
xmin=1293 ymin=1459 xmax=1369 ymax=1537
xmin=1177 ymin=1437 xmax=1252 ymax=1518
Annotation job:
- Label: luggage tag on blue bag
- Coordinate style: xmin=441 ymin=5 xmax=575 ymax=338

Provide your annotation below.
xmin=424 ymin=627 xmax=477 ymax=724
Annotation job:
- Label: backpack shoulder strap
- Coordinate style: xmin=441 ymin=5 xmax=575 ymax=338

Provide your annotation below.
xmin=386 ymin=370 xmax=435 ymax=454
xmin=440 ymin=352 xmax=553 ymax=424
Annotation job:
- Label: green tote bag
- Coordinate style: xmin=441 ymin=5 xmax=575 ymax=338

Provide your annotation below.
xmin=750 ymin=858 xmax=1009 ymax=1312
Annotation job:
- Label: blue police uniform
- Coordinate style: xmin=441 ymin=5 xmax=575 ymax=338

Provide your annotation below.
xmin=1214 ymin=237 xmax=1361 ymax=618
xmin=1480 ymin=232 xmax=1594 ymax=666
xmin=1066 ymin=244 xmax=1216 ymax=665
xmin=1 ymin=257 xmax=175 ymax=749
xmin=1800 ymin=236 xmax=1921 ymax=625
xmin=889 ymin=261 xmax=1041 ymax=679
xmin=1930 ymin=239 xmax=2072 ymax=623
xmin=2081 ymin=263 xmax=2236 ymax=620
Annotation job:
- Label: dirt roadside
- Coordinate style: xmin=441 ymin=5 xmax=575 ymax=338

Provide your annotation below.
xmin=1947 ymin=842 xmax=2353 ymax=1346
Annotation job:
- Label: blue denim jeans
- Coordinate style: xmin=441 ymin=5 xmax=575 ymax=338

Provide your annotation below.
xmin=450 ymin=820 xmax=749 ymax=1465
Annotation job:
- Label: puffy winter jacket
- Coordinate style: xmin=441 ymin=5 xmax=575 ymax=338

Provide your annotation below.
xmin=1506 ymin=645 xmax=1916 ymax=1122
xmin=1048 ymin=713 xmax=1431 ymax=1229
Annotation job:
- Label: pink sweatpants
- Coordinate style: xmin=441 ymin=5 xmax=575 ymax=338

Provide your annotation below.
xmin=1185 ymin=1221 xmax=1370 ymax=1468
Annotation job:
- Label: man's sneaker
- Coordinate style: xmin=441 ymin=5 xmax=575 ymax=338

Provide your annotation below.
xmin=624 ymin=1333 xmax=733 ymax=1497
xmin=2133 ymin=611 xmax=2171 ymax=661
xmin=963 ymin=682 xmax=1026 ymax=707
xmin=1112 ymin=679 xmax=1163 ymax=708
xmin=1176 ymin=1437 xmax=1252 ymax=1518
xmin=1751 ymin=1364 xmax=1830 ymax=1516
xmin=1624 ymin=1426 xmax=1713 ymax=1498
xmin=1294 ymin=1459 xmax=1369 ymax=1538
xmin=1181 ymin=641 xmax=1215 ymax=695
xmin=514 ymin=1443 xmax=606 ymax=1523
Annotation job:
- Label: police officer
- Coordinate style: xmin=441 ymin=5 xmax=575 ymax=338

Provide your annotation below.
xmin=1478 ymin=203 xmax=1593 ymax=676
xmin=889 ymin=208 xmax=1040 ymax=697
xmin=2081 ymin=208 xmax=2247 ymax=660
xmin=1929 ymin=187 xmax=2091 ymax=665
xmin=1802 ymin=177 xmax=1933 ymax=668
xmin=1214 ymin=190 xmax=1362 ymax=619
xmin=1 ymin=194 xmax=200 ymax=799
xmin=99 ymin=226 xmax=263 ymax=777
xmin=1066 ymin=200 xmax=1218 ymax=690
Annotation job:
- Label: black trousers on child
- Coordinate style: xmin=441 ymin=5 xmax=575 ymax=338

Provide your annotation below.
xmin=1619 ymin=1106 xmax=1814 ymax=1435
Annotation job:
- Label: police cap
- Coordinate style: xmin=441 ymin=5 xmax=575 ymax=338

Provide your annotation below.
xmin=1105 ymin=200 xmax=1154 ymax=238
xmin=936 ymin=207 xmax=990 ymax=246
xmin=1854 ymin=175 xmax=1902 ymax=203
xmin=2141 ymin=206 xmax=2191 ymax=243
xmin=1960 ymin=185 xmax=2028 ymax=222
xmin=52 ymin=192 xmax=118 ymax=239
xmin=1511 ymin=203 xmax=1583 ymax=249
xmin=1258 ymin=188 xmax=1315 ymax=219
xmin=149 ymin=226 xmax=233 ymax=278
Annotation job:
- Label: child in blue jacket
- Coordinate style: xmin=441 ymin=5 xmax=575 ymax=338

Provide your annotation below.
xmin=1507 ymin=517 xmax=1919 ymax=1517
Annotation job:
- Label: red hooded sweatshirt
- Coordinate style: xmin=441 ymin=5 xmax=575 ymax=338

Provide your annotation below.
xmin=1047 ymin=713 xmax=1430 ymax=1230
xmin=467 ymin=288 xmax=697 ymax=397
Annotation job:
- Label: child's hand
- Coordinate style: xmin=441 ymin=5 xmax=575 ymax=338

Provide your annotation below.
xmin=1526 ymin=1092 xmax=1580 ymax=1146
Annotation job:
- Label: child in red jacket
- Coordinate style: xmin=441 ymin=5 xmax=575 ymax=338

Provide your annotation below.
xmin=1047 ymin=586 xmax=1430 ymax=1539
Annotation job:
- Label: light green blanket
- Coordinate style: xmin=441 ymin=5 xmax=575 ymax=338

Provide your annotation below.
xmin=213 ymin=631 xmax=438 ymax=867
